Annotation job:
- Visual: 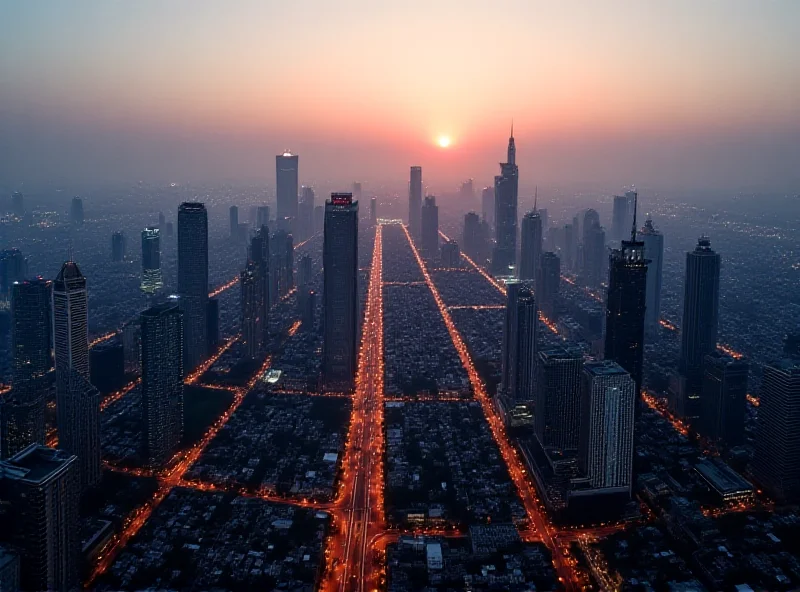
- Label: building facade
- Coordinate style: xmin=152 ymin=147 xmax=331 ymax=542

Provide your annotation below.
xmin=177 ymin=202 xmax=209 ymax=373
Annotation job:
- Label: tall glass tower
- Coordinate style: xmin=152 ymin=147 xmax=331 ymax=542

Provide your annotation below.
xmin=141 ymin=227 xmax=163 ymax=294
xmin=276 ymin=151 xmax=299 ymax=230
xmin=177 ymin=202 xmax=209 ymax=372
xmin=492 ymin=126 xmax=519 ymax=276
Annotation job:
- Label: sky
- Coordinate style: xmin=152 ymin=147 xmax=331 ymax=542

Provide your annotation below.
xmin=1 ymin=1 xmax=799 ymax=194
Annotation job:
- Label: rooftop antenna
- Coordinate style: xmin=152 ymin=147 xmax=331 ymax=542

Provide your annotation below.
xmin=630 ymin=189 xmax=638 ymax=242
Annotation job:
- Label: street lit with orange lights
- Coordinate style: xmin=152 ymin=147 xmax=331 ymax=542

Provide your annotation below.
xmin=99 ymin=378 xmax=141 ymax=411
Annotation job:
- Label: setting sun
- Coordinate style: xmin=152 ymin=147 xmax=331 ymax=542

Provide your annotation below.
xmin=437 ymin=135 xmax=451 ymax=148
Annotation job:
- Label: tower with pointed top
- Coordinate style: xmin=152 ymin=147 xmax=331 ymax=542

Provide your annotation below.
xmin=492 ymin=125 xmax=519 ymax=275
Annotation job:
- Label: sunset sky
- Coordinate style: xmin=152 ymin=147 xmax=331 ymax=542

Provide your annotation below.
xmin=2 ymin=1 xmax=799 ymax=193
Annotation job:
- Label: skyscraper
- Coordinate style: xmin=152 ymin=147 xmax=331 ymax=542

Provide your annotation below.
xmin=11 ymin=191 xmax=24 ymax=217
xmin=229 ymin=205 xmax=239 ymax=239
xmin=3 ymin=278 xmax=51 ymax=458
xmin=677 ymin=237 xmax=721 ymax=423
xmin=537 ymin=252 xmax=561 ymax=320
xmin=481 ymin=186 xmax=495 ymax=230
xmin=240 ymin=261 xmax=262 ymax=359
xmin=502 ymin=282 xmax=538 ymax=403
xmin=0 ymin=445 xmax=79 ymax=591
xmin=111 ymin=231 xmax=126 ymax=262
xmin=639 ymin=219 xmax=663 ymax=337
xmin=370 ymin=196 xmax=377 ymax=226
xmin=299 ymin=185 xmax=315 ymax=240
xmin=323 ymin=193 xmax=358 ymax=391
xmin=257 ymin=205 xmax=270 ymax=229
xmin=440 ymin=240 xmax=461 ymax=268
xmin=421 ymin=196 xmax=439 ymax=256
xmin=519 ymin=209 xmax=543 ymax=283
xmin=604 ymin=207 xmax=648 ymax=398
xmin=459 ymin=179 xmax=474 ymax=205
xmin=276 ymin=151 xmax=299 ymax=230
xmin=249 ymin=226 xmax=270 ymax=345
xmin=611 ymin=195 xmax=629 ymax=242
xmin=408 ymin=166 xmax=422 ymax=239
xmin=562 ymin=223 xmax=574 ymax=271
xmin=582 ymin=209 xmax=605 ymax=288
xmin=352 ymin=181 xmax=362 ymax=203
xmin=69 ymin=197 xmax=84 ymax=225
xmin=752 ymin=357 xmax=800 ymax=503
xmin=701 ymin=351 xmax=748 ymax=446
xmin=0 ymin=248 xmax=27 ymax=303
xmin=579 ymin=361 xmax=636 ymax=492
xmin=462 ymin=212 xmax=482 ymax=261
xmin=177 ymin=202 xmax=209 ymax=372
xmin=141 ymin=227 xmax=163 ymax=294
xmin=536 ymin=347 xmax=584 ymax=451
xmin=492 ymin=126 xmax=519 ymax=275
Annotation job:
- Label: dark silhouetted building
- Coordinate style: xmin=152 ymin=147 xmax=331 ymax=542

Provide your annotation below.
xmin=408 ymin=166 xmax=422 ymax=239
xmin=69 ymin=197 xmax=84 ymax=225
xmin=165 ymin=221 xmax=173 ymax=237
xmin=370 ymin=197 xmax=377 ymax=225
xmin=240 ymin=261 xmax=262 ymax=359
xmin=257 ymin=205 xmax=270 ymax=229
xmin=140 ymin=299 xmax=184 ymax=467
xmin=11 ymin=191 xmax=24 ymax=217
xmin=298 ymin=185 xmax=315 ymax=240
xmin=536 ymin=347 xmax=583 ymax=451
xmin=421 ymin=196 xmax=439 ymax=256
xmin=462 ymin=212 xmax=483 ymax=262
xmin=519 ymin=210 xmax=542 ymax=283
xmin=701 ymin=351 xmax=748 ymax=446
xmin=752 ymin=356 xmax=800 ymax=503
xmin=563 ymin=223 xmax=574 ymax=271
xmin=640 ymin=219 xmax=663 ymax=337
xmin=537 ymin=252 xmax=560 ymax=320
xmin=229 ymin=205 xmax=239 ymax=239
xmin=249 ymin=227 xmax=270 ymax=344
xmin=177 ymin=202 xmax=209 ymax=372
xmin=481 ymin=186 xmax=495 ymax=231
xmin=441 ymin=240 xmax=460 ymax=268
xmin=276 ymin=151 xmax=299 ymax=231
xmin=0 ymin=445 xmax=79 ymax=592
xmin=492 ymin=127 xmax=518 ymax=275
xmin=89 ymin=342 xmax=124 ymax=394
xmin=612 ymin=194 xmax=629 ymax=242
xmin=323 ymin=193 xmax=358 ymax=391
xmin=582 ymin=212 xmax=605 ymax=289
xmin=0 ymin=249 xmax=27 ymax=303
xmin=501 ymin=281 xmax=538 ymax=403
xmin=111 ymin=231 xmax=126 ymax=262
xmin=141 ymin=227 xmax=163 ymax=294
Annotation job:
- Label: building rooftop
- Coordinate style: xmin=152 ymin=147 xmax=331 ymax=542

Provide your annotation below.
xmin=695 ymin=459 xmax=753 ymax=496
xmin=0 ymin=444 xmax=76 ymax=484
xmin=585 ymin=360 xmax=629 ymax=377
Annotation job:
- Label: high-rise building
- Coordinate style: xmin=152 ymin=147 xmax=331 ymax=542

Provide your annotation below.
xmin=537 ymin=252 xmax=560 ymax=320
xmin=701 ymin=351 xmax=748 ymax=446
xmin=229 ymin=205 xmax=239 ymax=239
xmin=462 ymin=212 xmax=483 ymax=261
xmin=0 ymin=248 xmax=27 ymax=303
xmin=297 ymin=254 xmax=313 ymax=291
xmin=459 ymin=179 xmax=474 ymax=205
xmin=165 ymin=221 xmax=174 ymax=237
xmin=53 ymin=261 xmax=100 ymax=490
xmin=249 ymin=227 xmax=270 ymax=344
xmin=408 ymin=166 xmax=422 ymax=239
xmin=481 ymin=186 xmax=495 ymax=230
xmin=140 ymin=299 xmax=183 ymax=466
xmin=140 ymin=227 xmax=163 ymax=294
xmin=257 ymin=205 xmax=270 ymax=229
xmin=177 ymin=202 xmax=209 ymax=373
xmin=421 ymin=196 xmax=439 ymax=256
xmin=323 ymin=193 xmax=358 ymax=391
xmin=299 ymin=186 xmax=315 ymax=240
xmin=11 ymin=191 xmax=24 ymax=217
xmin=582 ymin=210 xmax=605 ymax=288
xmin=502 ymin=282 xmax=538 ymax=403
xmin=562 ymin=223 xmax=574 ymax=271
xmin=0 ymin=445 xmax=79 ymax=591
xmin=69 ymin=197 xmax=84 ymax=225
xmin=611 ymin=195 xmax=629 ymax=242
xmin=519 ymin=209 xmax=543 ymax=283
xmin=579 ymin=361 xmax=636 ymax=492
xmin=3 ymin=278 xmax=51 ymax=458
xmin=276 ymin=151 xmax=299 ymax=230
xmin=676 ymin=237 xmax=721 ymax=423
xmin=441 ymin=240 xmax=460 ymax=268
xmin=535 ymin=347 xmax=583 ymax=452
xmin=752 ymin=357 xmax=800 ymax=503
xmin=269 ymin=230 xmax=294 ymax=301
xmin=639 ymin=219 xmax=663 ymax=337
xmin=492 ymin=127 xmax=519 ymax=275
xmin=111 ymin=231 xmax=126 ymax=262
xmin=158 ymin=211 xmax=165 ymax=228
xmin=370 ymin=197 xmax=377 ymax=226
xmin=240 ymin=262 xmax=262 ymax=359
xmin=604 ymin=225 xmax=648 ymax=398
xmin=122 ymin=322 xmax=140 ymax=373
xmin=352 ymin=182 xmax=362 ymax=203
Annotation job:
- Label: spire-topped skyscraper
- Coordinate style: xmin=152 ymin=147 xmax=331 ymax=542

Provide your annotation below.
xmin=491 ymin=124 xmax=519 ymax=276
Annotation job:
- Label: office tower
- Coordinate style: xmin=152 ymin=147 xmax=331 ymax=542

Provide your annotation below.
xmin=11 ymin=191 xmax=24 ymax=217
xmin=501 ymin=282 xmax=538 ymax=403
xmin=69 ymin=197 xmax=84 ymax=224
xmin=323 ymin=193 xmax=358 ymax=391
xmin=562 ymin=224 xmax=574 ymax=270
xmin=300 ymin=290 xmax=316 ymax=330
xmin=257 ymin=205 xmax=270 ymax=229
xmin=492 ymin=126 xmax=519 ymax=275
xmin=276 ymin=151 xmax=299 ymax=230
xmin=111 ymin=231 xmax=126 ymax=262
xmin=0 ymin=248 xmax=28 ymax=302
xmin=206 ymin=298 xmax=219 ymax=352
xmin=408 ymin=166 xmax=423 ymax=238
xmin=298 ymin=254 xmax=313 ymax=291
xmin=571 ymin=214 xmax=581 ymax=272
xmin=752 ymin=356 xmax=800 ymax=503
xmin=519 ymin=209 xmax=543 ymax=282
xmin=676 ymin=237 xmax=721 ymax=422
xmin=229 ymin=205 xmax=239 ymax=239
xmin=140 ymin=227 xmax=163 ymax=294
xmin=352 ymin=181 xmax=362 ymax=203
xmin=122 ymin=322 xmax=140 ymax=373
xmin=240 ymin=262 xmax=262 ymax=359
xmin=612 ymin=195 xmax=628 ymax=242
xmin=579 ymin=361 xmax=636 ymax=492
xmin=165 ymin=221 xmax=173 ymax=237
xmin=701 ymin=351 xmax=748 ymax=446
xmin=268 ymin=229 xmax=294 ymax=300
xmin=370 ymin=196 xmax=377 ymax=226
xmin=582 ymin=209 xmax=604 ymax=287
xmin=604 ymin=221 xmax=648 ymax=398
xmin=482 ymin=186 xmax=495 ymax=230
xmin=536 ymin=347 xmax=584 ymax=451
xmin=0 ymin=547 xmax=19 ymax=592
xmin=421 ymin=196 xmax=439 ymax=256
xmin=537 ymin=252 xmax=561 ymax=320
xmin=459 ymin=179 xmax=474 ymax=205
xmin=0 ymin=445 xmax=79 ymax=591
xmin=140 ymin=299 xmax=184 ymax=466
xmin=299 ymin=185 xmax=315 ymax=240
xmin=177 ymin=202 xmax=209 ymax=372
xmin=53 ymin=260 xmax=100 ymax=490
xmin=639 ymin=219 xmax=663 ymax=337
xmin=462 ymin=212 xmax=482 ymax=261
xmin=158 ymin=211 xmax=165 ymax=228
xmin=441 ymin=240 xmax=461 ymax=268
xmin=249 ymin=227 xmax=270 ymax=344
xmin=3 ymin=279 xmax=51 ymax=458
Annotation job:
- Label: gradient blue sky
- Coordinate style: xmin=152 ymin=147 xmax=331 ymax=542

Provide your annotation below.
xmin=1 ymin=1 xmax=799 ymax=193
